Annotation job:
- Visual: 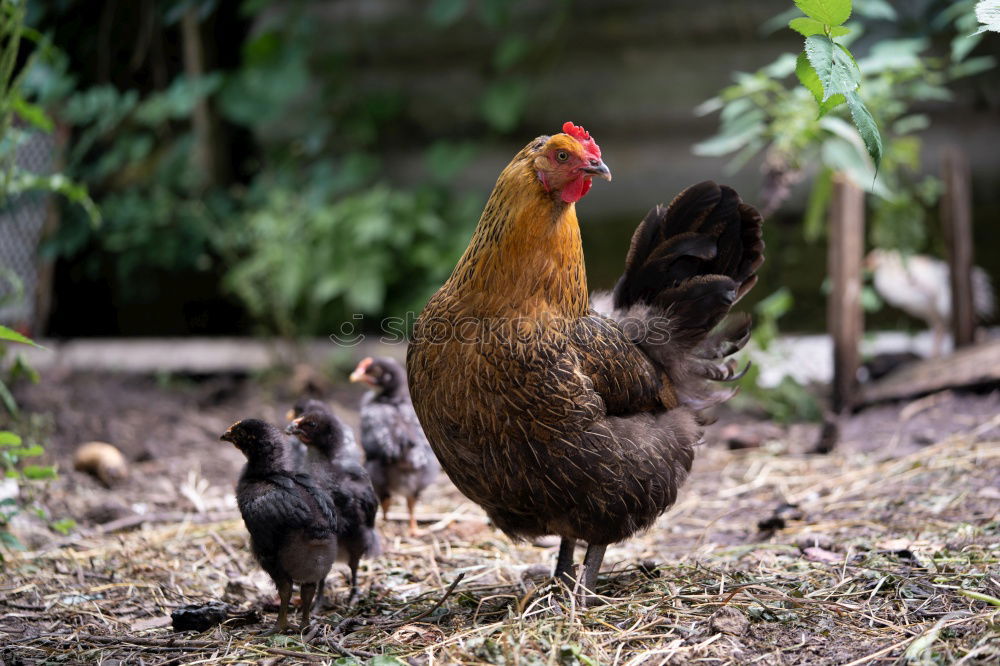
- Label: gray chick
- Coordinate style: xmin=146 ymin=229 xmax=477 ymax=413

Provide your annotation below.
xmin=350 ymin=356 xmax=439 ymax=536
xmin=287 ymin=406 xmax=380 ymax=604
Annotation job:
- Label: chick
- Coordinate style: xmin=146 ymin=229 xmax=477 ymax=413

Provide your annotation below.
xmin=221 ymin=419 xmax=338 ymax=634
xmin=350 ymin=357 xmax=439 ymax=536
xmin=286 ymin=396 xmax=363 ymax=464
xmin=287 ymin=408 xmax=380 ymax=603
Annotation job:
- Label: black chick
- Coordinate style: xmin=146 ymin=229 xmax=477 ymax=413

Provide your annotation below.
xmin=287 ymin=408 xmax=380 ymax=603
xmin=221 ymin=419 xmax=338 ymax=633
xmin=287 ymin=396 xmax=363 ymax=464
xmin=350 ymin=356 xmax=439 ymax=536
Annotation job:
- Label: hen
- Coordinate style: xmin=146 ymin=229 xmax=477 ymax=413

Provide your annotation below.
xmin=351 ymin=356 xmax=439 ymax=536
xmin=222 ymin=419 xmax=338 ymax=633
xmin=407 ymin=122 xmax=763 ymax=600
xmin=287 ymin=407 xmax=380 ymax=603
xmin=867 ymin=249 xmax=994 ymax=355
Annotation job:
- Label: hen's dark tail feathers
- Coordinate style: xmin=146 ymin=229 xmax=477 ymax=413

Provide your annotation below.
xmin=604 ymin=181 xmax=764 ymax=410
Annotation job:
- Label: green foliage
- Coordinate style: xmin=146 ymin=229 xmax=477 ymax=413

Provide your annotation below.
xmin=791 ymin=0 xmax=882 ymax=168
xmin=696 ymin=2 xmax=994 ymax=253
xmin=29 ymin=0 xmax=571 ymax=333
xmin=223 ymin=184 xmax=474 ymax=336
xmin=0 ymin=0 xmax=97 ymax=219
xmin=0 ymin=427 xmax=60 ymax=555
xmin=733 ymin=288 xmax=822 ymax=423
xmin=0 ymin=1 xmax=64 ymax=556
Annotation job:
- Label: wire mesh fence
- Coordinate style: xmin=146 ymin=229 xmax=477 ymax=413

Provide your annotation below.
xmin=0 ymin=127 xmax=55 ymax=333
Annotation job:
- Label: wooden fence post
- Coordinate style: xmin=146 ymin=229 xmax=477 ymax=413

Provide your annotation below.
xmin=827 ymin=173 xmax=865 ymax=416
xmin=941 ymin=146 xmax=975 ymax=350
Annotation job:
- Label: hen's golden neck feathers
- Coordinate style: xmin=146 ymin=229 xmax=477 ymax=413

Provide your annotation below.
xmin=446 ymin=146 xmax=588 ymax=317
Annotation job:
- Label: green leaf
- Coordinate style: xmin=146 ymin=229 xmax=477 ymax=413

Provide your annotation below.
xmin=795 ymin=52 xmax=846 ymax=117
xmin=803 ymin=168 xmax=833 ymax=242
xmin=22 ymin=465 xmax=57 ymax=480
xmin=974 ymin=0 xmax=1000 ymax=34
xmin=426 ymin=0 xmax=466 ymax=27
xmin=805 ymin=36 xmax=860 ymax=101
xmin=10 ymin=445 xmax=44 ymax=458
xmin=794 ymin=0 xmax=852 ymax=26
xmin=479 ymin=79 xmax=528 ymax=133
xmin=0 ymin=380 xmax=16 ymax=417
xmin=51 ymin=518 xmax=76 ymax=535
xmin=0 ymin=432 xmax=22 ymax=447
xmin=0 ymin=530 xmax=24 ymax=550
xmin=845 ymin=91 xmax=882 ymax=171
xmin=12 ymin=96 xmax=54 ymax=132
xmin=789 ymin=17 xmax=850 ymax=37
xmin=0 ymin=325 xmax=43 ymax=348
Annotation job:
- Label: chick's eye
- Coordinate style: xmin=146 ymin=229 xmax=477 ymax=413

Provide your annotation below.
xmin=556 ymin=150 xmax=568 ymax=162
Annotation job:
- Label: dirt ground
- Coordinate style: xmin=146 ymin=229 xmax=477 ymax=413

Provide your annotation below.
xmin=1 ymin=368 xmax=998 ymax=665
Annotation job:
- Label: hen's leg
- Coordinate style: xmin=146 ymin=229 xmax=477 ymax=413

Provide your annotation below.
xmin=553 ymin=537 xmax=575 ymax=585
xmin=580 ymin=543 xmax=606 ymax=606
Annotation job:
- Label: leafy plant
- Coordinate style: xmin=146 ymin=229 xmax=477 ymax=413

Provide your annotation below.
xmin=733 ymin=288 xmax=822 ymax=423
xmin=789 ymin=0 xmax=882 ymax=169
xmin=1 ymin=0 xmax=73 ymax=556
xmin=0 ymin=0 xmax=97 ymax=218
xmin=223 ymin=183 xmax=476 ymax=337
xmin=696 ymin=1 xmax=995 ymax=251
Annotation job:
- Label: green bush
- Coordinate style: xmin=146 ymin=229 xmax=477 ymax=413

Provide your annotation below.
xmin=223 ymin=184 xmax=475 ymax=336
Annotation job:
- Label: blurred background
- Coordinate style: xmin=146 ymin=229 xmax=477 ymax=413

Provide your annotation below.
xmin=1 ymin=0 xmax=996 ymax=342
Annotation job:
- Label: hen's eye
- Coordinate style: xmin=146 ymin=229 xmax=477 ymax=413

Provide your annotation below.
xmin=556 ymin=150 xmax=568 ymax=162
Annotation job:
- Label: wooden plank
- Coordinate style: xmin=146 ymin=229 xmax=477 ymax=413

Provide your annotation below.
xmin=860 ymin=339 xmax=1000 ymax=404
xmin=827 ymin=174 xmax=865 ymax=415
xmin=941 ymin=146 xmax=976 ymax=350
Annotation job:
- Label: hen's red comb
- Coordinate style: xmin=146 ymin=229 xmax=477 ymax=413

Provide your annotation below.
xmin=562 ymin=121 xmax=601 ymax=159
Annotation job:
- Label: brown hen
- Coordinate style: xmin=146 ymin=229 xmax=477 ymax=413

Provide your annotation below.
xmin=407 ymin=122 xmax=763 ymax=601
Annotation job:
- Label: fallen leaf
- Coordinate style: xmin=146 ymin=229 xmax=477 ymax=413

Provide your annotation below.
xmin=803 ymin=546 xmax=842 ymax=564
xmin=130 ymin=615 xmax=172 ymax=632
xmin=709 ymin=606 xmax=749 ymax=636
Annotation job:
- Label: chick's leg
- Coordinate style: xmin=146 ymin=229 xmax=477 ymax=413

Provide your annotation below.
xmin=299 ymin=582 xmax=317 ymax=628
xmin=406 ymin=495 xmax=422 ymax=536
xmin=347 ymin=557 xmax=360 ymax=604
xmin=381 ymin=497 xmax=392 ymax=521
xmin=263 ymin=578 xmax=292 ymax=635
xmin=553 ymin=537 xmax=576 ymax=585
xmin=580 ymin=543 xmax=606 ymax=606
xmin=313 ymin=575 xmax=327 ymax=611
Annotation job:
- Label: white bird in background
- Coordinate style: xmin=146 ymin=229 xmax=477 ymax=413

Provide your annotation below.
xmin=866 ymin=249 xmax=995 ymax=356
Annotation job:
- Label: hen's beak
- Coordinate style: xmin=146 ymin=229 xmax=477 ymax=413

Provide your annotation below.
xmin=582 ymin=159 xmax=612 ymax=181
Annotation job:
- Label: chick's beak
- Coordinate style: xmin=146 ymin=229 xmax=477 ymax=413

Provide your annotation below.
xmin=350 ymin=357 xmax=374 ymax=384
xmin=285 ymin=408 xmax=295 ymax=421
xmin=582 ymin=158 xmax=612 ymax=181
xmin=287 ymin=417 xmax=310 ymax=442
